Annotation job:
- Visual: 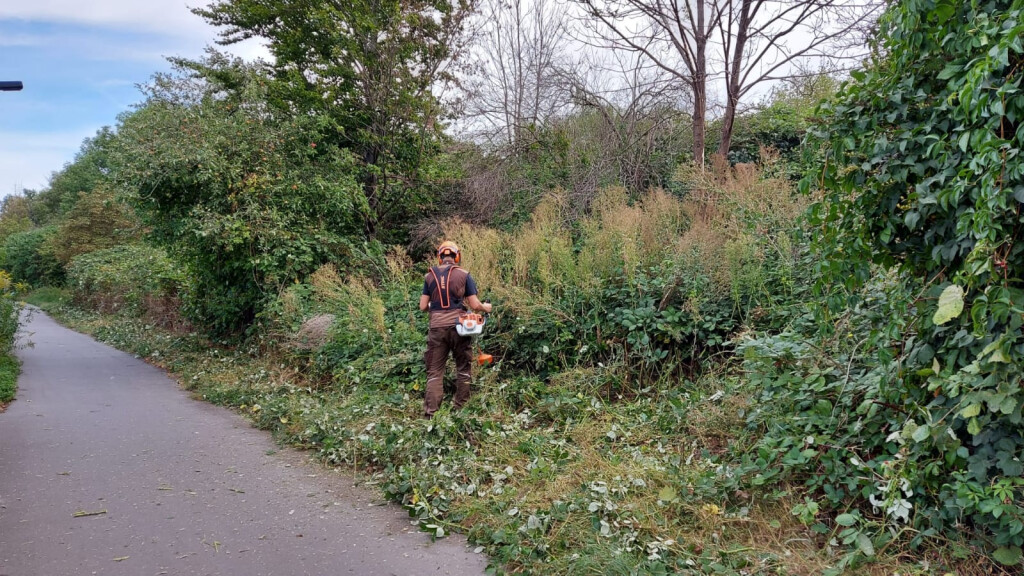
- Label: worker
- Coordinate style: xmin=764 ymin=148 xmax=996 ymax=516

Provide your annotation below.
xmin=419 ymin=241 xmax=492 ymax=418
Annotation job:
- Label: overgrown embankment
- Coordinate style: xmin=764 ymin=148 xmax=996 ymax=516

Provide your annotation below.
xmin=29 ymin=164 xmax=988 ymax=575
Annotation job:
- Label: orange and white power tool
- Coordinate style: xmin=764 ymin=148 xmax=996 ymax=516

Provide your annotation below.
xmin=456 ymin=310 xmax=493 ymax=366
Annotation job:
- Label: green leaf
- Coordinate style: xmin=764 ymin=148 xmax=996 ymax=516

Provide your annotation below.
xmin=912 ymin=424 xmax=931 ymax=442
xmin=961 ymin=403 xmax=981 ymax=418
xmin=993 ymin=546 xmax=1022 ymax=566
xmin=835 ymin=513 xmax=857 ymax=527
xmin=933 ymin=285 xmax=965 ymax=325
xmin=968 ymin=417 xmax=982 ymax=435
xmin=658 ymin=486 xmax=678 ymax=502
xmin=934 ymin=0 xmax=955 ymax=23
xmin=989 ymin=348 xmax=1010 ymax=363
xmin=856 ymin=533 xmax=875 ymax=556
xmin=937 ymin=62 xmax=962 ymax=79
xmin=958 ymin=131 xmax=970 ymax=152
xmin=999 ymin=396 xmax=1017 ymax=415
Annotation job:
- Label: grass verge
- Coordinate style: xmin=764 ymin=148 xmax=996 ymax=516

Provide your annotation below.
xmin=40 ymin=303 xmax=972 ymax=575
xmin=0 ymin=352 xmax=21 ymax=408
xmin=22 ymin=287 xmax=71 ymax=311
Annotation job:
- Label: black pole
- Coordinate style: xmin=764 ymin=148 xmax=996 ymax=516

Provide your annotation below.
xmin=0 ymin=81 xmax=23 ymax=92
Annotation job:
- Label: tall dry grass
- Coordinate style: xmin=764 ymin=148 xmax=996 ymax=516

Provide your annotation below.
xmin=299 ymin=157 xmax=803 ymax=354
xmin=508 ymin=192 xmax=576 ymax=293
xmin=673 ymin=154 xmax=806 ymax=299
xmin=441 ymin=219 xmax=504 ymax=294
xmin=426 ymin=158 xmax=800 ymax=311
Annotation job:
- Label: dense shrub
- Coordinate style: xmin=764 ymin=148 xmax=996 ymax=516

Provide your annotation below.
xmin=269 ymin=162 xmax=806 ymax=392
xmin=1 ymin=227 xmax=64 ymax=287
xmin=67 ymin=244 xmax=187 ymax=329
xmin=46 ymin=187 xmax=139 ymax=265
xmin=0 ymin=270 xmax=23 ymax=403
xmin=112 ymin=58 xmax=366 ymax=335
xmin=738 ymin=0 xmax=1024 ymax=565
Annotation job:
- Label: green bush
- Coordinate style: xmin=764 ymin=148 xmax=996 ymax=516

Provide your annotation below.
xmin=0 ymin=270 xmax=23 ymax=403
xmin=46 ymin=187 xmax=138 ymax=266
xmin=2 ymin=227 xmax=64 ymax=287
xmin=0 ymin=353 xmax=19 ymax=404
xmin=113 ymin=59 xmax=366 ymax=335
xmin=67 ymin=244 xmax=186 ymax=327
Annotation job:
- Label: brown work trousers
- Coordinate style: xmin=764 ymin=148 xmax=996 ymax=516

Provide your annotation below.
xmin=424 ymin=327 xmax=473 ymax=417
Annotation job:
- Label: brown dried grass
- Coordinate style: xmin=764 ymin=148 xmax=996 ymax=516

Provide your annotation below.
xmin=441 ymin=219 xmax=504 ymax=293
xmin=674 ymin=156 xmax=806 ymax=294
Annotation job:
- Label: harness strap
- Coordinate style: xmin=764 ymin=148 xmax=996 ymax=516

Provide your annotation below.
xmin=427 ymin=266 xmax=463 ymax=310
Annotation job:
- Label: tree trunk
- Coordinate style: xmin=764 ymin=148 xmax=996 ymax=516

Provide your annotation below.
xmin=693 ymin=0 xmax=708 ymax=169
xmin=719 ymin=91 xmax=737 ymax=159
xmin=719 ymin=0 xmax=751 ymax=159
xmin=692 ymin=81 xmax=706 ymax=168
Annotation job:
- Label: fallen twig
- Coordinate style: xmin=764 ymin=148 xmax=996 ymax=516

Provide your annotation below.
xmin=72 ymin=509 xmax=107 ymax=518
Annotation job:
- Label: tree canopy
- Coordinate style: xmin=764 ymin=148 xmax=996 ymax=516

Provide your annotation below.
xmin=192 ymin=0 xmax=476 ymax=242
xmin=112 ymin=59 xmax=365 ymax=334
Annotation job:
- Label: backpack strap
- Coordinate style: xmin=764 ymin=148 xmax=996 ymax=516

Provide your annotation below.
xmin=427 ymin=266 xmax=464 ymax=311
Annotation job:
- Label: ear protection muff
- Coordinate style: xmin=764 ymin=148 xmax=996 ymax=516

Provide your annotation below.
xmin=437 ymin=241 xmax=461 ymax=264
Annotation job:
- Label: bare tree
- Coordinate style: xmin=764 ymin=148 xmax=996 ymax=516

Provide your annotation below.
xmin=464 ymin=0 xmax=575 ymax=147
xmin=564 ymin=49 xmax=690 ymax=193
xmin=717 ymin=0 xmax=881 ymax=155
xmin=576 ymin=0 xmax=720 ymax=166
xmin=575 ymin=0 xmax=881 ymax=165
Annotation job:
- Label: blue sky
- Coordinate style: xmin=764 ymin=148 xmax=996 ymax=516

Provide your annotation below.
xmin=0 ymin=1 xmax=265 ymax=197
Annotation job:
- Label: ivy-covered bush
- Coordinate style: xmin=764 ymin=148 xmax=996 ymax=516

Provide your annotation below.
xmin=749 ymin=0 xmax=1024 ymax=566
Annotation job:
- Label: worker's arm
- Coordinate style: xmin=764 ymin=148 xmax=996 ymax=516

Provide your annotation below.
xmin=465 ymin=295 xmax=492 ymax=314
xmin=419 ymin=294 xmax=430 ymax=311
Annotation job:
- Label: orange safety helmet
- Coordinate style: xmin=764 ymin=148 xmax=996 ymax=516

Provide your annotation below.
xmin=437 ymin=240 xmax=461 ymax=264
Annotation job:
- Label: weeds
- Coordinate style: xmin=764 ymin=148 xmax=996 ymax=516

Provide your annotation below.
xmin=35 ymin=163 xmax=988 ymax=574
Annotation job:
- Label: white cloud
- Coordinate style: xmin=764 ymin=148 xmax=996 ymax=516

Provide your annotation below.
xmin=0 ymin=0 xmax=270 ymax=61
xmin=0 ymin=0 xmax=211 ymax=39
xmin=0 ymin=129 xmax=95 ymax=196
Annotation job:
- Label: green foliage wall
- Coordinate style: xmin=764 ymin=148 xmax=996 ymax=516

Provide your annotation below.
xmin=67 ymin=244 xmax=186 ymax=327
xmin=112 ymin=62 xmax=366 ymax=335
xmin=749 ymin=0 xmax=1024 ymax=562
xmin=47 ymin=186 xmax=139 ymax=266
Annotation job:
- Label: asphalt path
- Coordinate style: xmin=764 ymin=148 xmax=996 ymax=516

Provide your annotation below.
xmin=0 ymin=310 xmax=488 ymax=576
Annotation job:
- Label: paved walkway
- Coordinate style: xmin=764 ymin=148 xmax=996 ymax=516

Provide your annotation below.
xmin=0 ymin=310 xmax=487 ymax=576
